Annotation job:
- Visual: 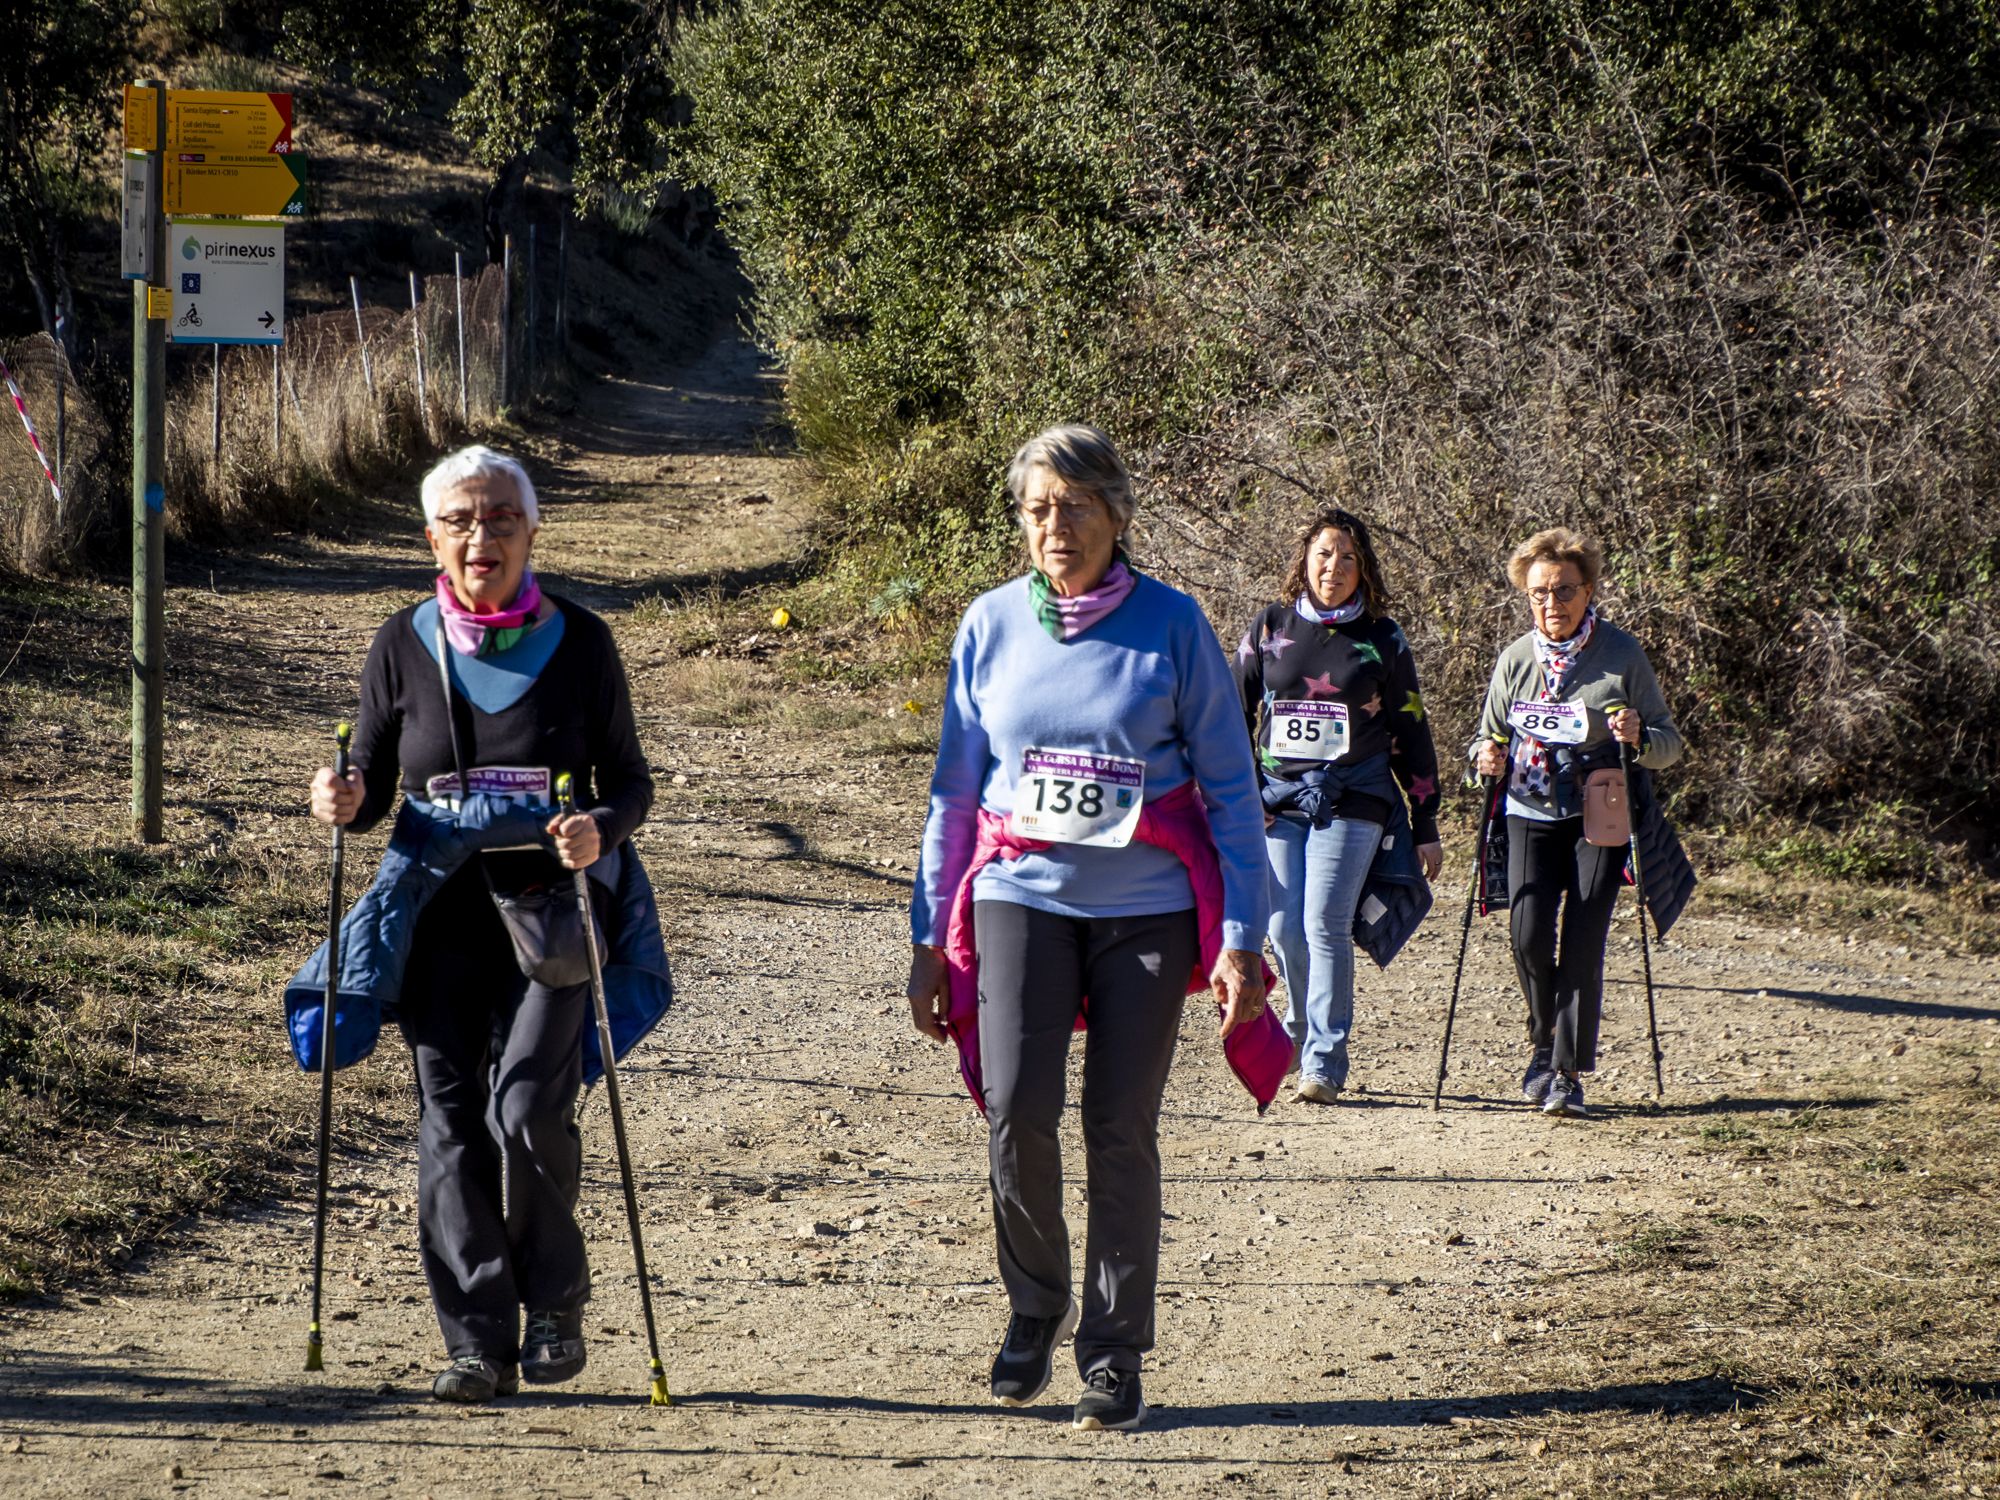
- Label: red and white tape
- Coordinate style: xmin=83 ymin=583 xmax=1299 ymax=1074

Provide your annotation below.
xmin=0 ymin=354 xmax=63 ymax=511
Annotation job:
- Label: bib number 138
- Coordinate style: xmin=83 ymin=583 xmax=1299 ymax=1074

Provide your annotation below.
xmin=1010 ymin=748 xmax=1146 ymax=848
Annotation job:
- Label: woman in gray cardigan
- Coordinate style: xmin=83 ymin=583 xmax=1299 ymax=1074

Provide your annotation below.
xmin=1471 ymin=527 xmax=1682 ymax=1118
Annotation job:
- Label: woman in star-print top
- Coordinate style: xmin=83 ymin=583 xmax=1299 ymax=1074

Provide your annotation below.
xmin=1232 ymin=508 xmax=1442 ymax=1102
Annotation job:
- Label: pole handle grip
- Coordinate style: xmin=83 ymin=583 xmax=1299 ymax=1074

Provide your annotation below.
xmin=334 ymin=721 xmax=351 ymax=778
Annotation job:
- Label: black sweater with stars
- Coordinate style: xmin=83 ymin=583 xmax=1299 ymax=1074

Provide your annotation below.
xmin=1231 ymin=602 xmax=1442 ymax=844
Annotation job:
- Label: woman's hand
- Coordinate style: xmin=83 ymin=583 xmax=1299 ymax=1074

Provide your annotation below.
xmin=546 ymin=811 xmax=602 ymax=870
xmin=310 ymin=767 xmax=362 ymax=826
xmin=1211 ymin=948 xmax=1267 ymax=1039
xmin=1473 ymin=740 xmax=1507 ymax=779
xmin=1417 ymin=841 xmax=1443 ymax=881
xmin=1609 ymin=707 xmax=1642 ymax=747
xmin=907 ymin=944 xmax=950 ymax=1042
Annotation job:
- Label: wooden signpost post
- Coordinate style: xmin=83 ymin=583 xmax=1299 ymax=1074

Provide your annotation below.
xmin=124 ymin=82 xmax=300 ymax=841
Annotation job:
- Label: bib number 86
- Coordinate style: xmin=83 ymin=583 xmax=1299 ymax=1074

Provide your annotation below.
xmin=1033 ymin=777 xmax=1104 ymax=818
xmin=1516 ymin=710 xmax=1569 ymax=733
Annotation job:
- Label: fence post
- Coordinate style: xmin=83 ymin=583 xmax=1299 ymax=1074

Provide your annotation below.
xmin=454 ymin=251 xmax=468 ymax=423
xmin=556 ymin=217 xmax=569 ymax=358
xmin=211 ymin=346 xmax=222 ymax=465
xmin=273 ymin=347 xmax=283 ymax=455
xmin=349 ymin=276 xmax=378 ymax=435
xmin=526 ymin=223 xmax=538 ymax=397
xmin=53 ymin=317 xmax=67 ymax=528
xmin=409 ymin=271 xmax=427 ymax=425
xmin=500 ymin=234 xmax=512 ymax=409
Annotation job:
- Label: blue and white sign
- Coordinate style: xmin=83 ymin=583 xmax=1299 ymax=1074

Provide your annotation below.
xmin=164 ymin=217 xmax=284 ymax=346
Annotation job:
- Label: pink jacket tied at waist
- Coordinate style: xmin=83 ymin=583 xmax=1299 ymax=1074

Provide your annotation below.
xmin=943 ymin=780 xmax=1290 ymax=1114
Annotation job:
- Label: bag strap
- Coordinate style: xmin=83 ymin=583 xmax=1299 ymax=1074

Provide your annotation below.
xmin=434 ymin=612 xmax=505 ymax=893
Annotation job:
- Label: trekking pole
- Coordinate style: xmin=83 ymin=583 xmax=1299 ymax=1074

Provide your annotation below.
xmin=1433 ymin=769 xmax=1498 ymax=1110
xmin=557 ymin=773 xmax=671 ymax=1406
xmin=305 ymin=722 xmax=352 ymax=1373
xmin=1615 ymin=731 xmax=1665 ymax=1097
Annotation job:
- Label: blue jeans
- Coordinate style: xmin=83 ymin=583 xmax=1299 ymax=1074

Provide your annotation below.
xmin=1264 ymin=814 xmax=1383 ymax=1089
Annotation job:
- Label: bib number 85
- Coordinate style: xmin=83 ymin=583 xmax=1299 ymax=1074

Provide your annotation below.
xmin=1032 ymin=777 xmax=1104 ymax=818
xmin=1283 ymin=719 xmax=1322 ymax=744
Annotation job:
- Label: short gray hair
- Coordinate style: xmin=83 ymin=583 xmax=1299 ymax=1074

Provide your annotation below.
xmin=1005 ymin=424 xmax=1135 ymax=527
xmin=419 ymin=445 xmax=540 ymax=527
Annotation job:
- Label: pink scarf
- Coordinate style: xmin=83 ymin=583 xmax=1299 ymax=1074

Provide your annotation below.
xmin=436 ymin=571 xmax=543 ymax=657
xmin=1028 ymin=557 xmax=1139 ymax=641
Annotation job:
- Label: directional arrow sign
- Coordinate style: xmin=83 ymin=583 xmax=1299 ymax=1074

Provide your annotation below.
xmin=165 ymin=219 xmax=285 ymax=346
xmin=164 ymin=153 xmax=307 ymax=218
xmin=166 ymin=90 xmax=295 ymax=154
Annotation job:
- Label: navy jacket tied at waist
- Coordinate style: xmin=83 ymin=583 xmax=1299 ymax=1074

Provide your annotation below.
xmin=1478 ymin=747 xmax=1697 ymax=937
xmin=1262 ymin=753 xmax=1434 ymax=967
xmin=283 ymin=794 xmax=673 ymax=1084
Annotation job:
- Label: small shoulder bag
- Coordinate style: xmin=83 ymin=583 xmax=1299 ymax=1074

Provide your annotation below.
xmin=1582 ymin=767 xmax=1631 ymax=848
xmin=433 ymin=615 xmax=601 ymax=988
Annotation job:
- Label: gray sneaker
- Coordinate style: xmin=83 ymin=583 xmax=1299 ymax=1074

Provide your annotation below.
xmin=521 ymin=1308 xmax=587 ymax=1384
xmin=431 ymin=1355 xmax=519 ymax=1403
xmin=1542 ymin=1073 xmax=1589 ymax=1119
xmin=1522 ymin=1052 xmax=1556 ymax=1105
xmin=1073 ymin=1367 xmax=1147 ymax=1431
xmin=1295 ymin=1075 xmax=1341 ymax=1105
xmin=991 ymin=1297 xmax=1079 ymax=1406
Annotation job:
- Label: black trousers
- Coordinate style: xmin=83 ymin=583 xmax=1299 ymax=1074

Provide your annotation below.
xmin=973 ymin=900 xmax=1196 ymax=1377
xmin=397 ymin=875 xmax=590 ymax=1363
xmin=1506 ymin=815 xmax=1623 ymax=1073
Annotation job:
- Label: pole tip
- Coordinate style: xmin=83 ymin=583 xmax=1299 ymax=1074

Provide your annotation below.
xmin=305 ymin=1328 xmax=323 ymax=1372
xmin=649 ymin=1371 xmax=672 ymax=1407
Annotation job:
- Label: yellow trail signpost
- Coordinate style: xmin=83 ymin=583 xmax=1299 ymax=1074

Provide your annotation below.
xmin=165 ymin=154 xmax=309 ymax=218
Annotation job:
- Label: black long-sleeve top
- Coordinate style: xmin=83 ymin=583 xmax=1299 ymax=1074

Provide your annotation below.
xmin=348 ymin=595 xmax=652 ymax=890
xmin=1232 ymin=603 xmax=1442 ymax=844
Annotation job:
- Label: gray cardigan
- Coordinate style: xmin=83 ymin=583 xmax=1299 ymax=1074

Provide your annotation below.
xmin=1471 ymin=619 xmax=1683 ymax=819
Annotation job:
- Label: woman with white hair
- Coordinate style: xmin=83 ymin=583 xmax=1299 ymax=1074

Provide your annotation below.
xmin=305 ymin=445 xmax=654 ymax=1401
xmin=906 ymin=424 xmax=1273 ymax=1432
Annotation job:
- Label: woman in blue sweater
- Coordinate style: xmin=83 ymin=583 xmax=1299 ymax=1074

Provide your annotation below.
xmin=906 ymin=425 xmax=1269 ymax=1432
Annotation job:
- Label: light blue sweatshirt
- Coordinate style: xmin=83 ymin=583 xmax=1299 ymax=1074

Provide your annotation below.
xmin=912 ymin=573 xmax=1270 ymax=952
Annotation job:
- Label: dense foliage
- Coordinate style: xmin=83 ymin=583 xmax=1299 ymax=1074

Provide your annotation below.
xmin=671 ymin=0 xmax=2000 ymax=838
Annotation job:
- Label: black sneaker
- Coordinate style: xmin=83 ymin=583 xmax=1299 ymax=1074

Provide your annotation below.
xmin=1542 ymin=1073 xmax=1589 ymax=1119
xmin=431 ymin=1355 xmax=520 ymax=1403
xmin=1522 ymin=1051 xmax=1556 ymax=1105
xmin=521 ymin=1307 xmax=587 ymax=1384
xmin=1073 ymin=1367 xmax=1146 ymax=1431
xmin=990 ymin=1297 xmax=1079 ymax=1406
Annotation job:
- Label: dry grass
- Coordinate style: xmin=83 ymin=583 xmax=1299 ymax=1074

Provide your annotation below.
xmin=1482 ymin=1050 xmax=2000 ymax=1498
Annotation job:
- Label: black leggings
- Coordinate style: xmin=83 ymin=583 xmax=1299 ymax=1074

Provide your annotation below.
xmin=1506 ymin=815 xmax=1623 ymax=1073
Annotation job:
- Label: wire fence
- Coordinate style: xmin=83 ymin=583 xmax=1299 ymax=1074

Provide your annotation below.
xmin=2 ymin=229 xmax=570 ymax=574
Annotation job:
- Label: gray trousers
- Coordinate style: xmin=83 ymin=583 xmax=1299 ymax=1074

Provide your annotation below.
xmin=399 ymin=881 xmax=590 ymax=1364
xmin=974 ymin=900 xmax=1196 ymax=1376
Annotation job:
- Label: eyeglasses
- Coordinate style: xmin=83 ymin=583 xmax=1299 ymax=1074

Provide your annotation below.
xmin=1019 ymin=498 xmax=1106 ymax=528
xmin=1527 ymin=584 xmax=1585 ymax=606
xmin=436 ymin=508 xmax=527 ymax=539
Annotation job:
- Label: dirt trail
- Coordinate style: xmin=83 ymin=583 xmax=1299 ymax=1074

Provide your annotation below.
xmin=0 ymin=329 xmax=1994 ymax=1499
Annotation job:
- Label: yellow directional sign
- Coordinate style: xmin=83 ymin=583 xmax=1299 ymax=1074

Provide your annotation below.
xmin=165 ymin=154 xmax=308 ymax=218
xmin=166 ymin=91 xmax=295 ymax=155
xmin=124 ymin=85 xmax=160 ymax=152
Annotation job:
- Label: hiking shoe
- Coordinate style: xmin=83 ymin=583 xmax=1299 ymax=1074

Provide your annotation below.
xmin=1295 ymin=1075 xmax=1341 ymax=1105
xmin=1073 ymin=1367 xmax=1147 ymax=1431
xmin=521 ymin=1307 xmax=587 ymax=1385
xmin=1521 ymin=1052 xmax=1557 ymax=1105
xmin=991 ymin=1297 xmax=1079 ymax=1406
xmin=431 ymin=1355 xmax=519 ymax=1403
xmin=1543 ymin=1073 xmax=1589 ymax=1119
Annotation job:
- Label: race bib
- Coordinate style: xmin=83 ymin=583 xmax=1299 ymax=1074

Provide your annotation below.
xmin=1508 ymin=700 xmax=1588 ymax=745
xmin=1009 ymin=748 xmax=1145 ymax=848
xmin=424 ymin=764 xmax=552 ymax=809
xmin=1270 ymin=700 xmax=1350 ymax=762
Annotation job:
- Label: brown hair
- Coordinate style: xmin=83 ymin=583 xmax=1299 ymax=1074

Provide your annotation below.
xmin=1506 ymin=527 xmax=1604 ymax=590
xmin=1280 ymin=508 xmax=1390 ymax=619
